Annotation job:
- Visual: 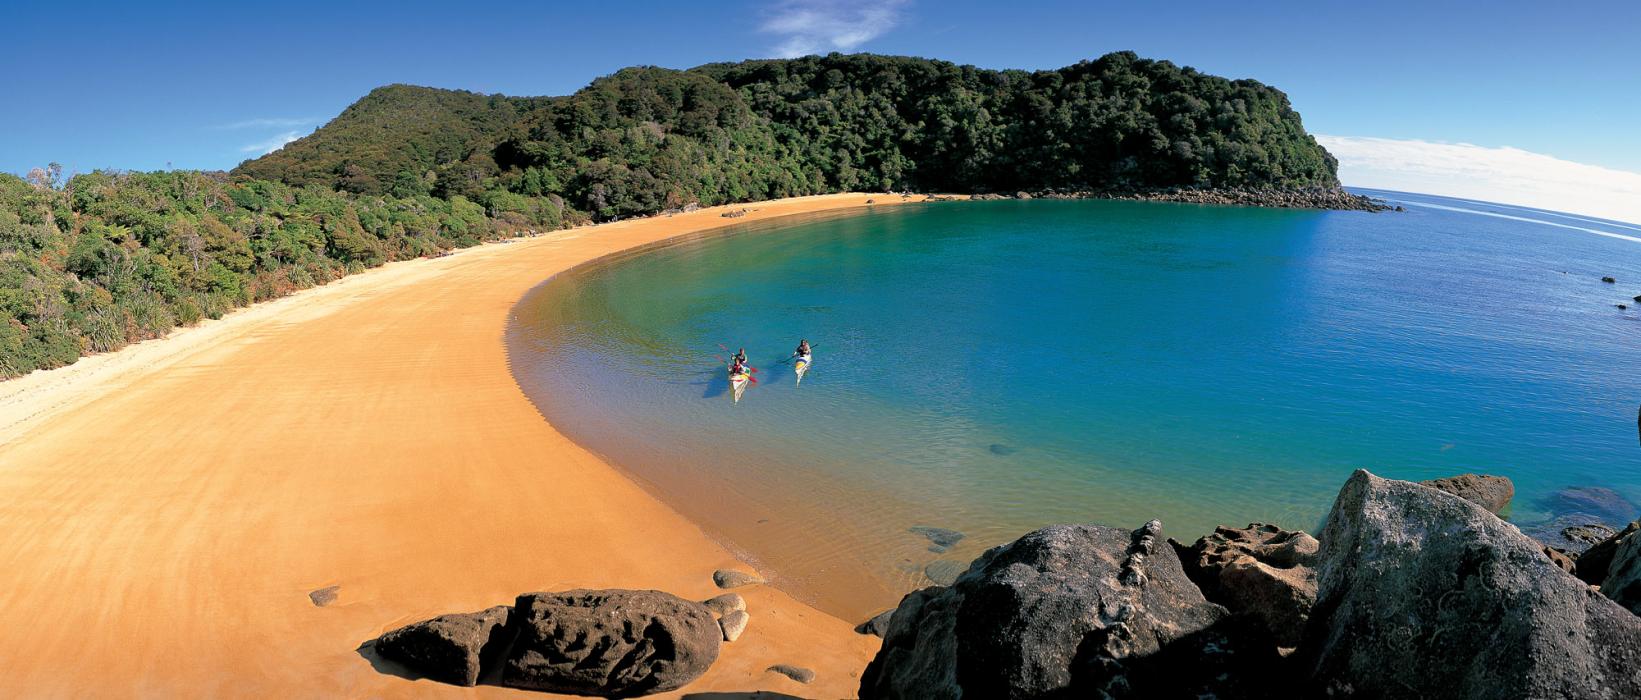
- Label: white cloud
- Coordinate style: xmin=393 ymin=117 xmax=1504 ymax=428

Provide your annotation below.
xmin=219 ymin=117 xmax=315 ymax=130
xmin=1317 ymin=135 xmax=1641 ymax=226
xmin=240 ymin=130 xmax=305 ymax=155
xmin=761 ymin=0 xmax=909 ymax=58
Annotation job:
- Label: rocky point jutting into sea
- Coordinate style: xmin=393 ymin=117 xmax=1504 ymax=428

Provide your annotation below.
xmin=366 ymin=468 xmax=1641 ymax=698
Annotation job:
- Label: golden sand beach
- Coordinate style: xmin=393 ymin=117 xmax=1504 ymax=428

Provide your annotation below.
xmin=0 ymin=193 xmax=924 ymax=698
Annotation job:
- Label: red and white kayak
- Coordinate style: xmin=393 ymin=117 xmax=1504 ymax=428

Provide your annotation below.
xmin=729 ymin=364 xmax=751 ymax=403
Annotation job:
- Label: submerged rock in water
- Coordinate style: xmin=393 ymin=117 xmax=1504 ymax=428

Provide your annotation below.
xmin=909 ymin=526 xmax=965 ymax=553
xmin=1543 ymin=486 xmax=1638 ymax=526
xmin=375 ymin=605 xmax=514 ymax=687
xmin=862 ymin=521 xmax=1281 ymax=699
xmin=1419 ymin=473 xmax=1514 ymax=513
xmin=987 ymin=443 xmax=1017 ymax=456
xmin=1603 ymin=276 xmax=1617 ymax=283
xmin=921 ymin=559 xmax=966 ymax=585
xmin=1173 ymin=523 xmax=1318 ymax=647
xmin=1299 ymin=470 xmax=1641 ymax=699
xmin=1525 ymin=515 xmax=1620 ymax=555
xmin=503 ymin=589 xmax=720 ymax=696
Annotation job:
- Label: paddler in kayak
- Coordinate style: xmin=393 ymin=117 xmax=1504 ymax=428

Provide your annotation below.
xmin=733 ymin=347 xmax=748 ymax=366
xmin=794 ymin=339 xmax=811 ymax=359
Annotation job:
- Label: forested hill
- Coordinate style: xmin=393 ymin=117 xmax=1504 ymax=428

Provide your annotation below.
xmin=236 ymin=52 xmax=1340 ymax=217
xmin=3 ymin=52 xmax=1344 ymax=378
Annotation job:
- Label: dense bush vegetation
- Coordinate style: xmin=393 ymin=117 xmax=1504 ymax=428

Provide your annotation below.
xmin=2 ymin=52 xmax=1339 ymax=377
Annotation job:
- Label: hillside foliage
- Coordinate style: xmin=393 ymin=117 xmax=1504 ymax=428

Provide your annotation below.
xmin=2 ymin=52 xmax=1338 ymax=377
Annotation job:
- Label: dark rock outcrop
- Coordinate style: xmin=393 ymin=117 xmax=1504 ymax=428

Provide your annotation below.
xmin=860 ymin=521 xmax=1281 ymax=699
xmin=1172 ymin=523 xmax=1318 ymax=647
xmin=1577 ymin=522 xmax=1638 ymax=585
xmin=1299 ymin=470 xmax=1641 ymax=698
xmin=1603 ymin=276 xmax=1617 ymax=283
xmin=1543 ymin=546 xmax=1578 ymax=575
xmin=1419 ymin=473 xmax=1514 ymax=513
xmin=1599 ymin=524 xmax=1641 ymax=613
xmin=503 ymin=590 xmax=720 ymax=696
xmin=375 ymin=605 xmax=513 ymax=687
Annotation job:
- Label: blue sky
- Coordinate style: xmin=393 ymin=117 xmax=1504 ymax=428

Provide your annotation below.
xmin=3 ymin=1 xmax=1638 ymax=219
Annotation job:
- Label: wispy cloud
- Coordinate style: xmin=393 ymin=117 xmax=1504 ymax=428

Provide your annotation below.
xmin=219 ymin=117 xmax=316 ymax=130
xmin=1317 ymin=135 xmax=1641 ymax=226
xmin=240 ymin=130 xmax=305 ymax=155
xmin=761 ymin=0 xmax=909 ymax=58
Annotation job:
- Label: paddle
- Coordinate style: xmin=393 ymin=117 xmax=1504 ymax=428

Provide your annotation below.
xmin=779 ymin=345 xmax=817 ymax=365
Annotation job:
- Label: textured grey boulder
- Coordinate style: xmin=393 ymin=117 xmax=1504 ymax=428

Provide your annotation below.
xmin=1173 ymin=522 xmax=1318 ymax=647
xmin=860 ymin=521 xmax=1279 ymax=699
xmin=503 ymin=589 xmax=720 ymax=696
xmin=374 ymin=605 xmax=513 ymax=686
xmin=1301 ymin=470 xmax=1641 ymax=698
xmin=1420 ymin=473 xmax=1515 ymax=513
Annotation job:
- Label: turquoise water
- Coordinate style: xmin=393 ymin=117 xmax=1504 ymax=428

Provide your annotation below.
xmin=508 ymin=194 xmax=1641 ymax=618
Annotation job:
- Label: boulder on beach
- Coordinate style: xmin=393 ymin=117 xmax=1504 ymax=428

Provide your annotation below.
xmin=702 ymin=592 xmax=745 ymax=617
xmin=769 ymin=664 xmax=816 ymax=683
xmin=1419 ymin=473 xmax=1514 ymax=513
xmin=502 ymin=590 xmax=720 ymax=696
xmin=712 ymin=568 xmax=766 ymax=589
xmin=861 ymin=521 xmax=1281 ymax=699
xmin=1598 ymin=524 xmax=1641 ymax=613
xmin=1299 ymin=470 xmax=1641 ymax=698
xmin=855 ymin=609 xmax=895 ymax=637
xmin=1172 ymin=523 xmax=1318 ymax=647
xmin=719 ymin=610 xmax=750 ymax=642
xmin=374 ymin=605 xmax=513 ymax=687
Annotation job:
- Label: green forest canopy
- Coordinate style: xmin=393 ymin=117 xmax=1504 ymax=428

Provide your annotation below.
xmin=2 ymin=52 xmax=1340 ymax=377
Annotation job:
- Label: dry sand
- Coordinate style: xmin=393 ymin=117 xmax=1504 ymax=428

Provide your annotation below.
xmin=0 ymin=193 xmax=930 ymax=698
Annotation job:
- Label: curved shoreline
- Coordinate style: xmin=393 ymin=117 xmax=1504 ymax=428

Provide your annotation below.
xmin=0 ymin=193 xmax=928 ymax=697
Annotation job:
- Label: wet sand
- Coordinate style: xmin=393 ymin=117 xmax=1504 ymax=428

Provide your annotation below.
xmin=0 ymin=194 xmax=921 ymax=698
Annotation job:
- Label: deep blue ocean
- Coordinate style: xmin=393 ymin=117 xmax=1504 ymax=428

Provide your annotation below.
xmin=508 ymin=192 xmax=1641 ymax=617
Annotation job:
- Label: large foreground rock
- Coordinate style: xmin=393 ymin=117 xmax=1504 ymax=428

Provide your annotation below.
xmin=1419 ymin=473 xmax=1514 ymax=513
xmin=860 ymin=521 xmax=1279 ymax=699
xmin=503 ymin=589 xmax=720 ymax=697
xmin=374 ymin=605 xmax=513 ymax=686
xmin=1173 ymin=523 xmax=1318 ymax=647
xmin=1301 ymin=470 xmax=1641 ymax=698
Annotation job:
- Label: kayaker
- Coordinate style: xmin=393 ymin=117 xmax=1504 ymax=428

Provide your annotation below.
xmin=733 ymin=348 xmax=748 ymax=366
xmin=795 ymin=339 xmax=811 ymax=358
xmin=730 ymin=356 xmax=749 ymax=376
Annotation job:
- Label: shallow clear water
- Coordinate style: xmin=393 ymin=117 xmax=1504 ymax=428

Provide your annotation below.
xmin=508 ymin=193 xmax=1641 ymax=619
